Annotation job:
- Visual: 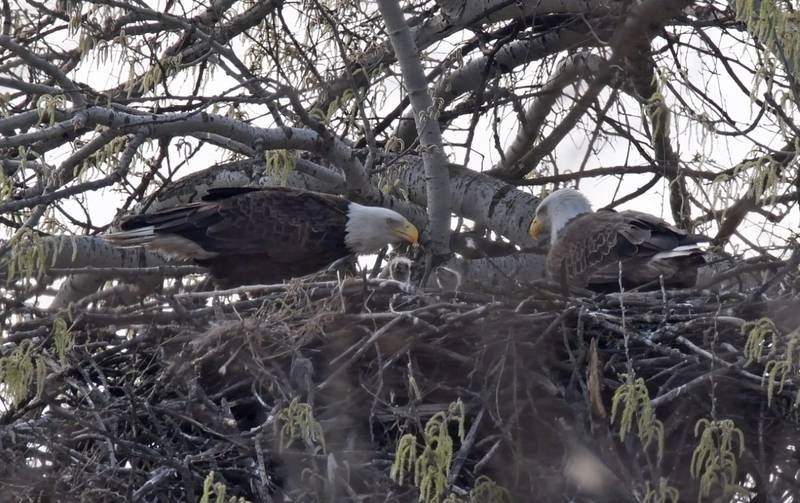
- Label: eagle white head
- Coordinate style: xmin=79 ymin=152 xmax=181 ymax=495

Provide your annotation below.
xmin=528 ymin=188 xmax=593 ymax=245
xmin=344 ymin=203 xmax=419 ymax=253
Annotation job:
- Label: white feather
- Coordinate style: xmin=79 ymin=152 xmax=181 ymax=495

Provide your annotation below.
xmin=102 ymin=226 xmax=157 ymax=246
xmin=535 ymin=189 xmax=593 ymax=245
xmin=344 ymin=203 xmax=410 ymax=253
xmin=103 ymin=227 xmax=218 ymax=259
xmin=651 ymin=244 xmax=704 ymax=260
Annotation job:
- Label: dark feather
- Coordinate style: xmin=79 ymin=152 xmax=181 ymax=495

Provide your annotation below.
xmin=109 ymin=187 xmax=352 ymax=287
xmin=547 ymin=210 xmax=708 ymax=290
xmin=201 ymin=186 xmax=266 ymax=201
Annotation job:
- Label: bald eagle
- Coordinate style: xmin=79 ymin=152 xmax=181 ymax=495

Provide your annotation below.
xmin=103 ymin=186 xmax=419 ymax=287
xmin=528 ymin=189 xmax=707 ymax=290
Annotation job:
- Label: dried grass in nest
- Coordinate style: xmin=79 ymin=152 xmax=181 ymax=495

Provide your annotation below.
xmin=0 ymin=273 xmax=799 ymax=502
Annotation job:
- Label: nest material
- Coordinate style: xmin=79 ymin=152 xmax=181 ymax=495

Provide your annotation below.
xmin=0 ymin=273 xmax=799 ymax=502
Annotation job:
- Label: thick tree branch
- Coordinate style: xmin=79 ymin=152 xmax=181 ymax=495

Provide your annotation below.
xmin=430 ymin=253 xmax=547 ymax=293
xmin=395 ymin=27 xmax=596 ymax=146
xmin=392 ymin=160 xmax=540 ymax=245
xmin=377 ymin=0 xmax=451 ymax=256
xmin=489 ymin=53 xmax=608 ymax=179
xmin=0 ymin=236 xmax=167 ymax=285
xmin=436 ymin=0 xmax=596 ymax=26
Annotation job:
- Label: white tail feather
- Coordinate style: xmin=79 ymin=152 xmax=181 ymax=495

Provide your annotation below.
xmin=102 ymin=226 xmax=157 ymax=246
xmin=102 ymin=228 xmax=218 ymax=259
xmin=651 ymin=244 xmax=704 ymax=261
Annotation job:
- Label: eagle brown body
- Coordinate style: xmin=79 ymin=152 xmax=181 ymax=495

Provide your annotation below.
xmin=546 ymin=209 xmax=707 ymax=289
xmin=529 ymin=189 xmax=707 ymax=290
xmin=104 ymin=186 xmax=419 ymax=287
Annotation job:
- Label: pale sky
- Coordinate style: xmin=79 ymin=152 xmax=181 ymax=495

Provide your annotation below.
xmin=3 ymin=3 xmax=797 ymax=258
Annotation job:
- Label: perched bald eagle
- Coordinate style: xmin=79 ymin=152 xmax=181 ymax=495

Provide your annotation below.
xmin=103 ymin=186 xmax=419 ymax=287
xmin=528 ymin=189 xmax=707 ymax=290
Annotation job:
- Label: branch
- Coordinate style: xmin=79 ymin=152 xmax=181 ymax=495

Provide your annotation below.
xmin=395 ymin=27 xmax=595 ymax=146
xmin=377 ymin=0 xmax=451 ymax=256
xmin=0 ymin=108 xmax=426 ymax=225
xmin=713 ymin=142 xmax=797 ymax=245
xmin=488 ymin=52 xmax=608 ymax=179
xmin=0 ymin=35 xmax=86 ymax=110
xmin=392 ymin=160 xmax=540 ymax=245
xmin=437 ymin=0 xmax=594 ymax=26
xmin=513 ymin=163 xmax=724 ymax=185
xmin=0 ymin=129 xmax=146 ymax=215
xmin=0 ymin=235 xmax=167 ymax=285
xmin=91 ymin=0 xmax=278 ymax=103
xmin=626 ymin=51 xmax=692 ymax=229
xmin=429 ymin=253 xmax=547 ymax=293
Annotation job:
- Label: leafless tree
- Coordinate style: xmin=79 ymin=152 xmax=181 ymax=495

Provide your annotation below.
xmin=1 ymin=0 xmax=799 ymax=501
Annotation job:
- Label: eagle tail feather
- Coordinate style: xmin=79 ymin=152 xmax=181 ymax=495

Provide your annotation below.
xmin=120 ymin=204 xmax=205 ymax=231
xmin=651 ymin=244 xmax=706 ymax=261
xmin=102 ymin=226 xmax=157 ymax=247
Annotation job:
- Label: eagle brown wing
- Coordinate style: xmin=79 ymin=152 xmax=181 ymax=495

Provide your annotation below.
xmin=119 ymin=187 xmax=349 ymax=258
xmin=193 ymin=188 xmax=349 ymax=258
xmin=546 ymin=210 xmax=706 ymax=289
xmin=113 ymin=187 xmax=352 ymax=286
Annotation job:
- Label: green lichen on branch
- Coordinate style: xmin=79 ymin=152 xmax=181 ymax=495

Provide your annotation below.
xmin=0 ymin=340 xmax=46 ymax=405
xmin=3 ymin=228 xmax=58 ymax=284
xmin=742 ymin=317 xmax=778 ymax=365
xmin=265 ymin=149 xmax=296 ymax=186
xmin=36 ymin=94 xmax=66 ymax=126
xmin=735 ymin=0 xmax=800 ymax=80
xmin=125 ymin=54 xmax=183 ymax=97
xmin=0 ymin=153 xmax=17 ymax=200
xmin=689 ymin=419 xmax=746 ymax=502
xmin=309 ymin=88 xmax=356 ymax=127
xmin=764 ymin=329 xmax=800 ymax=407
xmin=468 ymin=475 xmax=512 ymax=503
xmin=82 ymin=132 xmax=132 ymax=176
xmin=52 ymin=317 xmax=74 ymax=367
xmin=199 ymin=471 xmax=251 ymax=503
xmin=611 ymin=373 xmax=665 ymax=462
xmin=710 ymin=156 xmax=784 ymax=219
xmin=644 ymin=71 xmax=669 ymax=140
xmin=391 ymin=399 xmax=466 ymax=503
xmin=643 ymin=477 xmax=680 ymax=503
xmin=274 ymin=397 xmax=326 ymax=453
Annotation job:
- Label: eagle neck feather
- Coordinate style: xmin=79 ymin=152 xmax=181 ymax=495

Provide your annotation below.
xmin=344 ymin=203 xmax=401 ymax=253
xmin=543 ymin=189 xmax=594 ymax=245
xmin=552 ymin=212 xmax=591 ymax=244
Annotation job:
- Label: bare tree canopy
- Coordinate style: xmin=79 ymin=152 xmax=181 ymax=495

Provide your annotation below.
xmin=0 ymin=0 xmax=799 ymax=501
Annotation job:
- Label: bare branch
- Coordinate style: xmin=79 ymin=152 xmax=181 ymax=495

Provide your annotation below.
xmin=377 ymin=0 xmax=450 ymax=256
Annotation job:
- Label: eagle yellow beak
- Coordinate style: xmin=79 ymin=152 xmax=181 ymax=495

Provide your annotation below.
xmin=528 ymin=217 xmax=545 ymax=238
xmin=394 ymin=221 xmax=420 ymax=244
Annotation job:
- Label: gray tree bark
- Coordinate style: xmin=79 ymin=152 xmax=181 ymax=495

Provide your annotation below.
xmin=377 ymin=0 xmax=451 ymax=257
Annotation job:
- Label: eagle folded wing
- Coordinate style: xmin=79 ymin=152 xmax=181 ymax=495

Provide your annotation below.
xmin=103 ymin=186 xmax=418 ymax=287
xmin=197 ymin=191 xmax=347 ymax=258
xmin=104 ymin=189 xmax=348 ymax=261
xmin=547 ymin=210 xmax=706 ymax=289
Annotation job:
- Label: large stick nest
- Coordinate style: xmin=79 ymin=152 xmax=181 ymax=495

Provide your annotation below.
xmin=1 ymin=265 xmax=799 ymax=502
